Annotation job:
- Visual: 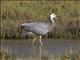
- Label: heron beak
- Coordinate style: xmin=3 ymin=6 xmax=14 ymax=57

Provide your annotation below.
xmin=57 ymin=16 xmax=61 ymax=18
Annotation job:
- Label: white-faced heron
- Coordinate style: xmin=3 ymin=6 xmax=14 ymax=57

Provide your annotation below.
xmin=21 ymin=14 xmax=58 ymax=46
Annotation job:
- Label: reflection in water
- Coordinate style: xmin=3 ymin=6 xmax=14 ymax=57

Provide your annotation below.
xmin=31 ymin=45 xmax=43 ymax=60
xmin=30 ymin=45 xmax=50 ymax=60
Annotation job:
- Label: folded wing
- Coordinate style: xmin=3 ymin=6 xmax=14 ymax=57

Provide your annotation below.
xmin=21 ymin=22 xmax=50 ymax=35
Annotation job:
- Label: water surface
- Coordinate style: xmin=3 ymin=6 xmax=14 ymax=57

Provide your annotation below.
xmin=1 ymin=39 xmax=80 ymax=58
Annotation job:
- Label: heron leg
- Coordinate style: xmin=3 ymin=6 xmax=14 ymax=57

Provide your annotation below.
xmin=32 ymin=36 xmax=37 ymax=44
xmin=39 ymin=35 xmax=43 ymax=46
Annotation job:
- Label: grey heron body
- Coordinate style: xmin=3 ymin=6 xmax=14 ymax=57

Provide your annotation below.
xmin=21 ymin=14 xmax=57 ymax=46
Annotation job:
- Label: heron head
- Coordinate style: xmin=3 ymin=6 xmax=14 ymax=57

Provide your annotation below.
xmin=50 ymin=14 xmax=56 ymax=19
xmin=49 ymin=14 xmax=56 ymax=23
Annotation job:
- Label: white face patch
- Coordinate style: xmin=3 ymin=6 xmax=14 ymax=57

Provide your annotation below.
xmin=50 ymin=14 xmax=56 ymax=18
xmin=50 ymin=14 xmax=56 ymax=23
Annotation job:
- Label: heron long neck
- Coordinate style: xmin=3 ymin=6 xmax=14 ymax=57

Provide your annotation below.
xmin=48 ymin=16 xmax=54 ymax=24
xmin=47 ymin=17 xmax=54 ymax=32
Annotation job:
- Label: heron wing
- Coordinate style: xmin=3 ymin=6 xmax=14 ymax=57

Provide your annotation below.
xmin=21 ymin=22 xmax=49 ymax=35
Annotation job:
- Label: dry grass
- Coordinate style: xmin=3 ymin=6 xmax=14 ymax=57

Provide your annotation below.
xmin=1 ymin=1 xmax=80 ymax=39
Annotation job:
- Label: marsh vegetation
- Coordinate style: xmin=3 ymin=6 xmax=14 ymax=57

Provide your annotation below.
xmin=1 ymin=44 xmax=80 ymax=60
xmin=1 ymin=1 xmax=80 ymax=60
xmin=1 ymin=1 xmax=80 ymax=39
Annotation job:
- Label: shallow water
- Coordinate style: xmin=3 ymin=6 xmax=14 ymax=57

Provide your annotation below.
xmin=1 ymin=39 xmax=80 ymax=58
